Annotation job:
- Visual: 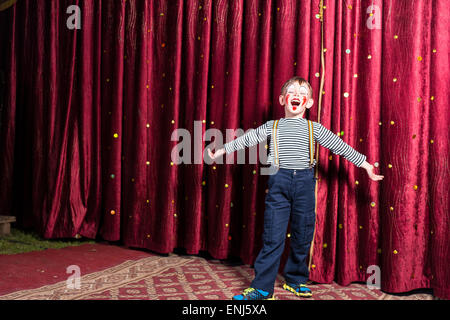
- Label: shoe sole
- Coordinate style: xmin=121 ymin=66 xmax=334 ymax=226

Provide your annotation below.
xmin=283 ymin=284 xmax=312 ymax=298
xmin=232 ymin=295 xmax=277 ymax=301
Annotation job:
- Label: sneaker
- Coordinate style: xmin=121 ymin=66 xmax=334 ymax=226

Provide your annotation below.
xmin=283 ymin=283 xmax=313 ymax=298
xmin=232 ymin=287 xmax=275 ymax=300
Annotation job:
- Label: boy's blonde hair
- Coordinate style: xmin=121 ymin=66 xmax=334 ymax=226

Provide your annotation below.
xmin=280 ymin=76 xmax=313 ymax=99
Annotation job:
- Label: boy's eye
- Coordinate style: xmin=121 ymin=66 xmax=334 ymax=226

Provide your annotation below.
xmin=287 ymin=91 xmax=307 ymax=96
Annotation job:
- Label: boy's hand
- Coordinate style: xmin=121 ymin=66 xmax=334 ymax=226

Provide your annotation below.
xmin=207 ymin=147 xmax=226 ymax=161
xmin=361 ymin=161 xmax=384 ymax=181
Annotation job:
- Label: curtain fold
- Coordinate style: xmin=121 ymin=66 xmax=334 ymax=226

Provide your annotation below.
xmin=0 ymin=0 xmax=448 ymax=299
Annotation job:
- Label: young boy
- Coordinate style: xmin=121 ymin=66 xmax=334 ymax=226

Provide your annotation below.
xmin=208 ymin=76 xmax=384 ymax=300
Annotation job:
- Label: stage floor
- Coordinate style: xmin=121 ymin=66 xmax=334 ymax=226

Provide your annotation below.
xmin=0 ymin=243 xmax=434 ymax=300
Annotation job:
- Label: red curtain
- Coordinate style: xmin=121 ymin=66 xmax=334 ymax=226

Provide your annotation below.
xmin=0 ymin=0 xmax=448 ymax=299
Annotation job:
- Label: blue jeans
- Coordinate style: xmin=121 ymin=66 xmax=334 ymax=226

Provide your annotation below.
xmin=250 ymin=168 xmax=316 ymax=294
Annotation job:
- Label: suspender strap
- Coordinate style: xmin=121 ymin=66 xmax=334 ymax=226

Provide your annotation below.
xmin=307 ymin=120 xmax=314 ymax=166
xmin=273 ymin=120 xmax=280 ymax=166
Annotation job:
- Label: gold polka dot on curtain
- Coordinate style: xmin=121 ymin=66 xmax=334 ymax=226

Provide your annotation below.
xmin=0 ymin=0 xmax=17 ymax=11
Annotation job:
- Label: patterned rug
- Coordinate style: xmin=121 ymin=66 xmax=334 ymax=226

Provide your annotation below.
xmin=0 ymin=253 xmax=434 ymax=300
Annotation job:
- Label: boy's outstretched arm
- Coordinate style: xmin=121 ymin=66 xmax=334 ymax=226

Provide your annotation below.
xmin=314 ymin=122 xmax=384 ymax=182
xmin=360 ymin=161 xmax=384 ymax=181
xmin=207 ymin=121 xmax=272 ymax=161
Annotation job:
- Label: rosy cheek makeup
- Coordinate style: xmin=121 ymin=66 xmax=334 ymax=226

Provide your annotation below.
xmin=302 ymin=96 xmax=307 ymax=106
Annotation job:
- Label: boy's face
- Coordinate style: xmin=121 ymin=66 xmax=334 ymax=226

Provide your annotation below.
xmin=279 ymin=82 xmax=313 ymax=116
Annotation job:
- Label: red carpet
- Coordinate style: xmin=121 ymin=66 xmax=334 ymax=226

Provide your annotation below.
xmin=0 ymin=243 xmax=152 ymax=296
xmin=0 ymin=243 xmax=435 ymax=300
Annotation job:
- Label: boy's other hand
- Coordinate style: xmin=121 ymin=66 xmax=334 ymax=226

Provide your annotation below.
xmin=207 ymin=147 xmax=226 ymax=161
xmin=361 ymin=161 xmax=384 ymax=181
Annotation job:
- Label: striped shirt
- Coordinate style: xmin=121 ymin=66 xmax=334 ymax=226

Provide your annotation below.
xmin=224 ymin=117 xmax=366 ymax=169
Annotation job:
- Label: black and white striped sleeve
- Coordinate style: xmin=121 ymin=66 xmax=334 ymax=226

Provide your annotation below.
xmin=314 ymin=122 xmax=367 ymax=167
xmin=224 ymin=121 xmax=273 ymax=154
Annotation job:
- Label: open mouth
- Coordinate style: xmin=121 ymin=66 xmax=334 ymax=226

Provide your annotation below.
xmin=290 ymin=96 xmax=307 ymax=108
